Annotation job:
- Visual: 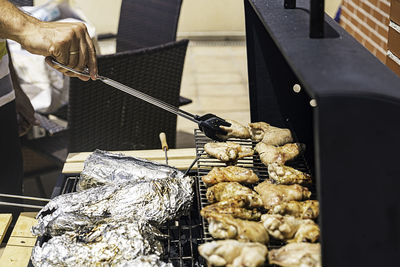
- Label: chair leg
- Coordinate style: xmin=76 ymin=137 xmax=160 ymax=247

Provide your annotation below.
xmin=35 ymin=176 xmax=47 ymax=198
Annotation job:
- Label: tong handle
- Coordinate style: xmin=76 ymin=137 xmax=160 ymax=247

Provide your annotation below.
xmin=50 ymin=59 xmax=93 ymax=79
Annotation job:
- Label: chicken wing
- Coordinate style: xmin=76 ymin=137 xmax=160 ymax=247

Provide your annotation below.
xmin=207 ymin=213 xmax=269 ymax=244
xmin=268 ymin=243 xmax=321 ymax=267
xmin=218 ymin=120 xmax=251 ymax=140
xmin=248 ymin=122 xmax=293 ymax=146
xmin=206 ymin=182 xmax=264 ymax=208
xmin=261 ymin=214 xmax=319 ymax=243
xmin=268 ymin=200 xmax=319 ymax=220
xmin=199 ymin=240 xmax=268 ymax=267
xmin=201 ymin=197 xmax=262 ymax=221
xmin=202 ymin=166 xmax=259 ymax=186
xmin=268 ymin=163 xmax=312 ymax=185
xmin=204 ymin=142 xmax=254 ymax=163
xmin=255 ymin=142 xmax=304 ymax=166
xmin=254 ymin=181 xmax=311 ymax=209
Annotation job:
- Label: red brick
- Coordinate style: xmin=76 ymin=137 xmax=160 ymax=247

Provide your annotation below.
xmin=386 ymin=55 xmax=400 ymax=76
xmin=388 ymin=26 xmax=400 ymax=58
xmin=380 ymin=1 xmax=391 ymax=14
xmin=364 ymin=38 xmax=376 ymax=52
xmin=366 ymin=15 xmax=377 ymax=28
xmin=368 ymin=0 xmax=379 ymax=6
xmin=362 ymin=1 xmax=373 ymax=14
xmin=377 ymin=24 xmax=389 ymax=38
xmin=391 ymin=0 xmax=400 ymax=25
xmin=375 ymin=49 xmax=387 ymax=62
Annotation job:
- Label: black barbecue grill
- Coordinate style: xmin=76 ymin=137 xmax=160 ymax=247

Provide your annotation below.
xmin=245 ymin=0 xmax=400 ymax=266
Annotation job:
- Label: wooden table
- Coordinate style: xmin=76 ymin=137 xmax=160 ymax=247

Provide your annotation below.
xmin=62 ymin=148 xmax=197 ymax=173
xmin=0 ymin=212 xmax=37 ymax=267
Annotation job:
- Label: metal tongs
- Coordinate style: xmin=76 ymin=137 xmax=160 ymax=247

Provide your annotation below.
xmin=52 ymin=60 xmax=231 ymax=141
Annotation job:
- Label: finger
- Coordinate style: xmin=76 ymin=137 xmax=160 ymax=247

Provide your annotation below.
xmin=45 ymin=56 xmax=90 ymax=81
xmin=76 ymin=38 xmax=87 ymax=71
xmin=49 ymin=41 xmax=69 ymax=66
xmin=67 ymin=34 xmax=80 ymax=69
xmin=84 ymin=31 xmax=98 ymax=80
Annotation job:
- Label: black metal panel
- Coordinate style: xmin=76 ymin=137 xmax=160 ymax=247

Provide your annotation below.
xmin=245 ymin=0 xmax=400 ymax=266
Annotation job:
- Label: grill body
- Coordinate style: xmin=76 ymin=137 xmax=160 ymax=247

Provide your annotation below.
xmin=245 ymin=0 xmax=400 ymax=266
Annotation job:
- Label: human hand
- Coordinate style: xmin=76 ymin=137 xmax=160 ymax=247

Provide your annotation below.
xmin=19 ymin=21 xmax=97 ymax=81
xmin=14 ymin=87 xmax=39 ymax=136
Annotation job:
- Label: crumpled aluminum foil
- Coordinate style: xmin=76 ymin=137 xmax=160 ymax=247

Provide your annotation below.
xmin=32 ymin=175 xmax=193 ymax=237
xmin=77 ymin=150 xmax=185 ymax=191
xmin=31 ymin=220 xmax=167 ymax=267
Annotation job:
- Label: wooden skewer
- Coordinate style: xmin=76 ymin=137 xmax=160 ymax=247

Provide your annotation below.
xmin=159 ymin=132 xmax=169 ymax=165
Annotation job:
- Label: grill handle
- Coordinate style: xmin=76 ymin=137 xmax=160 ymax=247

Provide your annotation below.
xmin=283 ymin=0 xmax=325 ymax=38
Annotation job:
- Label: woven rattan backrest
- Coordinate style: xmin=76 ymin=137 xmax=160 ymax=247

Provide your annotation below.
xmin=117 ymin=0 xmax=183 ymax=52
xmin=9 ymin=0 xmax=33 ymax=6
xmin=68 ymin=39 xmax=189 ymax=152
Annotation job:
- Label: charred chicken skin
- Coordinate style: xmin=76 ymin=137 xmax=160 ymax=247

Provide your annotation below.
xmin=268 ymin=200 xmax=319 ymax=220
xmin=198 ymin=240 xmax=268 ymax=267
xmin=254 ymin=180 xmax=311 ymax=209
xmin=248 ymin=122 xmax=293 ymax=146
xmin=207 ymin=213 xmax=269 ymax=244
xmin=261 ymin=214 xmax=320 ymax=243
xmin=268 ymin=243 xmax=321 ymax=267
xmin=206 ymin=182 xmax=264 ymax=208
xmin=218 ymin=119 xmax=251 ymax=140
xmin=201 ymin=197 xmax=262 ymax=221
xmin=204 ymin=142 xmax=254 ymax=163
xmin=268 ymin=163 xmax=312 ymax=185
xmin=255 ymin=142 xmax=304 ymax=166
xmin=202 ymin=166 xmax=259 ymax=186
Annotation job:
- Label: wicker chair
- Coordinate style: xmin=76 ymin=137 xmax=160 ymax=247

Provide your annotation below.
xmin=24 ymin=39 xmax=189 ymax=169
xmin=68 ymin=39 xmax=189 ymax=151
xmin=98 ymin=0 xmax=191 ymax=106
xmin=116 ymin=0 xmax=183 ymax=52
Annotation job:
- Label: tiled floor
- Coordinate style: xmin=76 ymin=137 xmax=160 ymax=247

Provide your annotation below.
xmin=176 ymin=40 xmax=251 ymax=148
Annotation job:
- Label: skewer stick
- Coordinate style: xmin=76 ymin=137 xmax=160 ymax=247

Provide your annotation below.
xmin=0 ymin=201 xmax=44 ymax=209
xmin=159 ymin=132 xmax=169 ymax=165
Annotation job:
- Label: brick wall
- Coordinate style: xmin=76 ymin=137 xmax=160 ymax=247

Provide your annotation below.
xmin=340 ymin=0 xmax=390 ymax=63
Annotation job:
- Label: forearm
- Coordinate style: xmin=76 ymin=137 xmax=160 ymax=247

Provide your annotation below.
xmin=0 ymin=0 xmax=38 ymax=44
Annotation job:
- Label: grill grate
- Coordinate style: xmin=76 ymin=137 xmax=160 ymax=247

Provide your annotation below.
xmin=194 ymin=129 xmax=316 ymax=265
xmin=60 ymin=175 xmax=204 ymax=267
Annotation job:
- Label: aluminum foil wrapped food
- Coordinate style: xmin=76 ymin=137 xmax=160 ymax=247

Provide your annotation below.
xmin=77 ymin=150 xmax=185 ymax=191
xmin=32 ymin=174 xmax=193 ymax=236
xmin=31 ymin=220 xmax=169 ymax=267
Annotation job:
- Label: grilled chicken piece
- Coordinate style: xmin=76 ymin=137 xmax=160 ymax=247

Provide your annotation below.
xmin=248 ymin=122 xmax=293 ymax=146
xmin=199 ymin=240 xmax=268 ymax=267
xmin=268 ymin=243 xmax=321 ymax=267
xmin=201 ymin=197 xmax=262 ymax=221
xmin=204 ymin=142 xmax=254 ymax=163
xmin=207 ymin=213 xmax=269 ymax=244
xmin=218 ymin=119 xmax=251 ymax=140
xmin=202 ymin=166 xmax=259 ymax=186
xmin=206 ymin=182 xmax=264 ymax=208
xmin=261 ymin=214 xmax=319 ymax=243
xmin=268 ymin=163 xmax=312 ymax=185
xmin=269 ymin=200 xmax=319 ymax=220
xmin=254 ymin=181 xmax=311 ymax=209
xmin=255 ymin=142 xmax=304 ymax=166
